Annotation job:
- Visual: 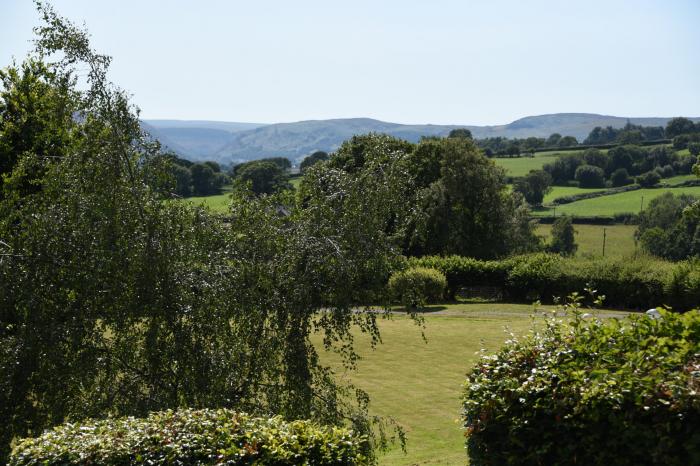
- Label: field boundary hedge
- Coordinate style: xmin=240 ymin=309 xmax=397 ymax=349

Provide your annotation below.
xmin=407 ymin=253 xmax=699 ymax=310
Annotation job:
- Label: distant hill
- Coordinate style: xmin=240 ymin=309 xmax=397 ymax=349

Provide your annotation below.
xmin=142 ymin=114 xmax=699 ymax=165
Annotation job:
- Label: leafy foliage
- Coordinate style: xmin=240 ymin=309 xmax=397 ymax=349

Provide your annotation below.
xmin=512 ymin=169 xmax=552 ymax=205
xmin=637 ymin=193 xmax=700 ymax=260
xmin=388 ymin=267 xmax=447 ymax=309
xmin=232 ymin=159 xmax=291 ymax=195
xmin=548 ymin=216 xmax=577 ymax=256
xmin=0 ymin=4 xmax=408 ymax=462
xmin=462 ymin=301 xmax=700 ymax=465
xmin=9 ymin=409 xmax=368 ymax=465
xmin=407 ymin=253 xmax=697 ymax=309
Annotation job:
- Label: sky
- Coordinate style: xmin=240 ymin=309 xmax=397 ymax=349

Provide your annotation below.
xmin=1 ymin=0 xmax=699 ymax=125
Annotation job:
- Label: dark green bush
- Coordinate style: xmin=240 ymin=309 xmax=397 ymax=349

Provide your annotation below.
xmin=9 ymin=409 xmax=368 ymax=465
xmin=636 ymin=170 xmax=661 ymax=187
xmin=463 ymin=307 xmax=700 ymax=466
xmin=388 ymin=266 xmax=447 ymax=308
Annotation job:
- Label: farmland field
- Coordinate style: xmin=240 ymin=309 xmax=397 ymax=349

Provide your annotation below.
xmin=536 ymin=223 xmax=638 ymax=258
xmin=493 ymin=153 xmax=561 ymax=177
xmin=543 ymin=185 xmax=608 ymax=204
xmin=315 ymin=303 xmax=627 ymax=465
xmin=534 ymin=185 xmax=700 ymax=217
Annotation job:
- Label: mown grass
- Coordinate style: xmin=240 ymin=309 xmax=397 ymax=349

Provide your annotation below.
xmin=536 ymin=223 xmax=638 ymax=258
xmin=534 ymin=185 xmax=700 ymax=217
xmin=315 ymin=303 xmax=627 ymax=465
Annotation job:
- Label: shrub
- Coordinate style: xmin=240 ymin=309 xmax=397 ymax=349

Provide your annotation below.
xmin=574 ymin=164 xmax=605 ymax=188
xmin=407 ymin=256 xmax=508 ymax=299
xmin=9 ymin=409 xmax=368 ymax=465
xmin=462 ymin=306 xmax=700 ymax=466
xmin=388 ymin=267 xmax=447 ymax=308
xmin=636 ymin=170 xmax=661 ymax=187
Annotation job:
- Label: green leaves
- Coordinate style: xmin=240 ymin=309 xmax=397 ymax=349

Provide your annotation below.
xmin=9 ymin=409 xmax=369 ymax=465
xmin=462 ymin=306 xmax=700 ymax=465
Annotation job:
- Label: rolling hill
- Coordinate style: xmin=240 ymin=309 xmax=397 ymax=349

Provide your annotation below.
xmin=143 ymin=113 xmax=698 ymax=165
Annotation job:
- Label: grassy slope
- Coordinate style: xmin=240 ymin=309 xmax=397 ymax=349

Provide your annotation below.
xmin=315 ymin=303 xmax=627 ymax=465
xmin=536 ymin=223 xmax=638 ymax=258
xmin=534 ymin=185 xmax=700 ymax=217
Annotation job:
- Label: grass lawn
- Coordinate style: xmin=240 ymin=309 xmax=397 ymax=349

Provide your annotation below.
xmin=534 ymin=185 xmax=700 ymax=217
xmin=536 ymin=223 xmax=638 ymax=258
xmin=315 ymin=303 xmax=627 ymax=465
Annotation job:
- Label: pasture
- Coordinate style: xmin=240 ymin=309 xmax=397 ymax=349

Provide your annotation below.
xmin=493 ymin=153 xmax=560 ymax=177
xmin=315 ymin=303 xmax=627 ymax=465
xmin=536 ymin=223 xmax=638 ymax=258
xmin=535 ymin=185 xmax=700 ymax=217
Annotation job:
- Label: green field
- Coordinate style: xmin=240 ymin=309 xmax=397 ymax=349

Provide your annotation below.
xmin=536 ymin=223 xmax=638 ymax=258
xmin=493 ymin=153 xmax=560 ymax=177
xmin=535 ymin=185 xmax=700 ymax=217
xmin=316 ymin=303 xmax=627 ymax=465
xmin=185 ymin=192 xmax=232 ymax=212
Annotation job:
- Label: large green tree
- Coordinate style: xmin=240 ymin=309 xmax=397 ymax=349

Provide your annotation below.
xmin=0 ymin=4 xmax=404 ymax=462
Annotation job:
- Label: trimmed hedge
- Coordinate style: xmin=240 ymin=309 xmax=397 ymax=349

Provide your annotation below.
xmin=408 ymin=253 xmax=698 ymax=309
xmin=387 ymin=266 xmax=447 ymax=308
xmin=9 ymin=409 xmax=368 ymax=465
xmin=462 ymin=308 xmax=700 ymax=465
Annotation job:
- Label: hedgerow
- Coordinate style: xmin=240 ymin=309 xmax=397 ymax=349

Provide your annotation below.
xmin=9 ymin=409 xmax=369 ymax=465
xmin=408 ymin=253 xmax=691 ymax=309
xmin=462 ymin=303 xmax=700 ymax=465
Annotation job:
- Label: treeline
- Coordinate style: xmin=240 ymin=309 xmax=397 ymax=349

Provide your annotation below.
xmin=474 ymin=116 xmax=699 ymax=158
xmin=168 ymin=156 xmax=229 ymax=196
xmin=542 ymin=145 xmax=697 ymax=188
xmin=476 ymin=133 xmax=579 ymax=156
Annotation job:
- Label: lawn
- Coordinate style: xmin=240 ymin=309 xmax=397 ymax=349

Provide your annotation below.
xmin=184 ymin=191 xmax=232 ymax=212
xmin=315 ymin=303 xmax=627 ymax=465
xmin=534 ymin=185 xmax=700 ymax=217
xmin=536 ymin=223 xmax=638 ymax=258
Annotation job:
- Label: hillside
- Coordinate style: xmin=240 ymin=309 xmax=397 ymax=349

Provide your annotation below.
xmin=143 ymin=113 xmax=699 ymax=164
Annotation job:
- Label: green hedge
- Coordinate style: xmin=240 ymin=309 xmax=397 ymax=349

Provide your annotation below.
xmin=9 ymin=409 xmax=368 ymax=465
xmin=387 ymin=266 xmax=447 ymax=308
xmin=408 ymin=253 xmax=697 ymax=309
xmin=462 ymin=308 xmax=700 ymax=465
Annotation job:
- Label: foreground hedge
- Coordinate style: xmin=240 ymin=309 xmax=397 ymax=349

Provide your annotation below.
xmin=463 ymin=308 xmax=700 ymax=465
xmin=409 ymin=253 xmax=699 ymax=309
xmin=9 ymin=409 xmax=368 ymax=465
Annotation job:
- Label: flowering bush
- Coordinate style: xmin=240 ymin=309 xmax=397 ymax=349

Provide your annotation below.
xmin=462 ymin=296 xmax=700 ymax=465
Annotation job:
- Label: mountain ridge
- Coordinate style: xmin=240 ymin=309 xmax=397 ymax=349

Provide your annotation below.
xmin=143 ymin=113 xmax=699 ymax=165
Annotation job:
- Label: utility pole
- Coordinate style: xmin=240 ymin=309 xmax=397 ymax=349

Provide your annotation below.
xmin=640 ymin=195 xmax=644 ymax=213
xmin=602 ymin=227 xmax=607 ymax=257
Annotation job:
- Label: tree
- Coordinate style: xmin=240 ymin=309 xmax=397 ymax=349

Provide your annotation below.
xmin=300 ymin=150 xmax=329 ymax=173
xmin=574 ymin=164 xmax=605 ymax=188
xmin=546 ymin=133 xmax=562 ymax=147
xmin=203 ymin=160 xmax=221 ymax=172
xmin=448 ymin=128 xmax=473 ymax=140
xmin=548 ymin=216 xmax=577 ymax=256
xmin=0 ymin=4 xmax=399 ymax=462
xmin=190 ymin=162 xmax=216 ymax=195
xmin=543 ymin=153 xmax=584 ymax=184
xmin=637 ymin=193 xmax=700 ymax=260
xmin=171 ymin=163 xmax=192 ymax=196
xmin=0 ymin=59 xmax=78 ymax=198
xmin=610 ymin=168 xmax=633 ymax=187
xmin=666 ymin=117 xmax=696 ymax=138
xmin=582 ymin=148 xmax=607 ymax=171
xmin=636 ymin=170 xmax=661 ymax=188
xmin=409 ymin=138 xmax=539 ymax=258
xmin=557 ymin=136 xmax=578 ymax=147
xmin=513 ymin=169 xmax=552 ymax=206
xmin=688 ymin=142 xmax=700 ymax=157
xmin=233 ymin=159 xmax=290 ymax=195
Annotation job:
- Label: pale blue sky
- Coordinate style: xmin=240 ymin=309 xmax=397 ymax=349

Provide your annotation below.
xmin=2 ymin=0 xmax=698 ymax=125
